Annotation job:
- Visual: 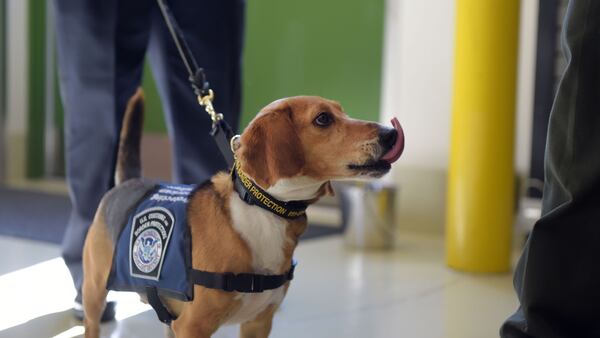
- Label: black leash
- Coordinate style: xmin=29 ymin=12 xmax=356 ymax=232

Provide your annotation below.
xmin=146 ymin=2 xmax=304 ymax=325
xmin=156 ymin=0 xmax=207 ymax=97
xmin=156 ymin=0 xmax=309 ymax=220
xmin=157 ymin=0 xmax=237 ymax=168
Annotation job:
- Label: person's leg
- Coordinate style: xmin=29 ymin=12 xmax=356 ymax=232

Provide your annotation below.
xmin=147 ymin=0 xmax=245 ymax=183
xmin=54 ymin=0 xmax=152 ymax=302
xmin=501 ymin=1 xmax=600 ymax=337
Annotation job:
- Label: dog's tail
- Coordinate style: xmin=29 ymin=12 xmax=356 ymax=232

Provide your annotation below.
xmin=115 ymin=88 xmax=144 ymax=185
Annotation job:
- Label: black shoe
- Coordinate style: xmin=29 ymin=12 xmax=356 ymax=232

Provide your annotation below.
xmin=73 ymin=301 xmax=116 ymax=323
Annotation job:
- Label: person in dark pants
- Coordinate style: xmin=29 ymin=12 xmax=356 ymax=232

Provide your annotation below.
xmin=501 ymin=1 xmax=600 ymax=337
xmin=53 ymin=0 xmax=245 ymax=320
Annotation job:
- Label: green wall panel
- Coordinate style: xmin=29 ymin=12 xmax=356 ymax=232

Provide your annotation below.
xmin=30 ymin=0 xmax=384 ymax=167
xmin=142 ymin=61 xmax=167 ymax=133
xmin=141 ymin=0 xmax=385 ymax=133
xmin=241 ymin=0 xmax=385 ymax=126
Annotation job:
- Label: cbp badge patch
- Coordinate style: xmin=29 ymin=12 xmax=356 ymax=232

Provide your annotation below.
xmin=129 ymin=206 xmax=175 ymax=280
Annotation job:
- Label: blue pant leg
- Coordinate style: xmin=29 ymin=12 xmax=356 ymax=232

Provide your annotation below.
xmin=147 ymin=0 xmax=245 ymax=183
xmin=501 ymin=1 xmax=600 ymax=337
xmin=54 ymin=0 xmax=152 ymax=296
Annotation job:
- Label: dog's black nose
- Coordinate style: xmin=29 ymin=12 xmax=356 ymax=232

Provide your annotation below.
xmin=379 ymin=127 xmax=398 ymax=150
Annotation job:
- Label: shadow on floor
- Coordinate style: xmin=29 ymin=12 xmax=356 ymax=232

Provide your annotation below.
xmin=0 ymin=186 xmax=343 ymax=245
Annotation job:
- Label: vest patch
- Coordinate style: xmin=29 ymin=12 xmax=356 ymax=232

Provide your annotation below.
xmin=130 ymin=207 xmax=174 ymax=280
xmin=107 ymin=183 xmax=197 ymax=300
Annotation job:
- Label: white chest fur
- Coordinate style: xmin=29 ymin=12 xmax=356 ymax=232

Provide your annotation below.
xmin=230 ymin=194 xmax=291 ymax=273
xmin=227 ymin=194 xmax=291 ymax=323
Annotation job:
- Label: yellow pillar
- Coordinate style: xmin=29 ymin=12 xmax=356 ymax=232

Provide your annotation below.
xmin=446 ymin=0 xmax=520 ymax=272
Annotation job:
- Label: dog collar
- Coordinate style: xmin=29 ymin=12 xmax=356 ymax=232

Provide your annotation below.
xmin=231 ymin=161 xmax=309 ymax=219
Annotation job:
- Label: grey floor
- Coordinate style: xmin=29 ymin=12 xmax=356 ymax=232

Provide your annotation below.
xmin=0 ymin=233 xmax=518 ymax=338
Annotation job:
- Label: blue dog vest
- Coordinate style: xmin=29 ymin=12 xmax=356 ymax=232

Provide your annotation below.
xmin=107 ymin=183 xmax=195 ymax=301
xmin=105 ymin=180 xmax=297 ymax=324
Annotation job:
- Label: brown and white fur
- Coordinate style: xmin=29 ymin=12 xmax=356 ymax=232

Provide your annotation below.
xmin=82 ymin=90 xmax=399 ymax=338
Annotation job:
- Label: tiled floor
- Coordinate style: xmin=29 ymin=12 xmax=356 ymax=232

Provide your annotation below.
xmin=0 ymin=233 xmax=518 ymax=338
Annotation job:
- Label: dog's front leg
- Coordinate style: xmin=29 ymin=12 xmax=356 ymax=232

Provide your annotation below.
xmin=239 ymin=303 xmax=279 ymax=338
xmin=170 ymin=304 xmax=221 ymax=338
xmin=82 ymin=218 xmax=113 ymax=338
xmin=171 ymin=317 xmax=215 ymax=338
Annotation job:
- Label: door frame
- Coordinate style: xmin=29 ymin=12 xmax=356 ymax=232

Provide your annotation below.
xmin=0 ymin=1 xmax=7 ymax=183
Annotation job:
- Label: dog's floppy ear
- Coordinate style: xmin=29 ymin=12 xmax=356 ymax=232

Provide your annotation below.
xmin=239 ymin=106 xmax=305 ymax=187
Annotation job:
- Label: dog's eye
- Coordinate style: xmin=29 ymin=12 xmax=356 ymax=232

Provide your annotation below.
xmin=314 ymin=112 xmax=333 ymax=127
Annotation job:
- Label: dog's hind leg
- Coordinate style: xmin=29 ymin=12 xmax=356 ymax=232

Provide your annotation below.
xmin=82 ymin=216 xmax=114 ymax=338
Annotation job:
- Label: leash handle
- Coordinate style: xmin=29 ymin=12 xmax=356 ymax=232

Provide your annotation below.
xmin=156 ymin=0 xmax=218 ymax=120
xmin=157 ymin=0 xmax=237 ymax=167
xmin=156 ymin=0 xmax=208 ymax=96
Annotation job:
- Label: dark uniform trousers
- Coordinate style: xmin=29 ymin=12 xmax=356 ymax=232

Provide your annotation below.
xmin=501 ymin=0 xmax=600 ymax=337
xmin=53 ymin=0 xmax=245 ymax=298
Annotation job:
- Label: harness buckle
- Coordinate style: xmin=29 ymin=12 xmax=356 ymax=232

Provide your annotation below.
xmin=236 ymin=273 xmax=265 ymax=293
xmin=222 ymin=273 xmax=236 ymax=292
xmin=287 ymin=262 xmax=296 ymax=281
xmin=242 ymin=191 xmax=254 ymax=205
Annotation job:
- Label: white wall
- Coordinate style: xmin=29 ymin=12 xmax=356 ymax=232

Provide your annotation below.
xmin=380 ymin=0 xmax=455 ymax=170
xmin=380 ymin=0 xmax=539 ymax=232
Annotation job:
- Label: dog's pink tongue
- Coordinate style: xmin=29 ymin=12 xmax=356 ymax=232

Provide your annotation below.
xmin=381 ymin=117 xmax=404 ymax=164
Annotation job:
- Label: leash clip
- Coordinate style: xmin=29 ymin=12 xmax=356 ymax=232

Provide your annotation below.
xmin=198 ymin=89 xmax=223 ymax=123
xmin=230 ymin=135 xmax=240 ymax=153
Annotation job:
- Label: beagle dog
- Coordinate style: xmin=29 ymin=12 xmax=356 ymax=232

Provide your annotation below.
xmin=82 ymin=91 xmax=404 ymax=338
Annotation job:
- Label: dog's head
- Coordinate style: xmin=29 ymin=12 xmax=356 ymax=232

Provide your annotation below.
xmin=235 ymin=96 xmax=404 ymax=198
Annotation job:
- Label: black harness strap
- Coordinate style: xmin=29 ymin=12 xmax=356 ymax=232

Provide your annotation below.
xmin=190 ymin=262 xmax=296 ymax=293
xmin=146 ymin=286 xmax=176 ymax=324
xmin=146 ymin=263 xmax=296 ymax=324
